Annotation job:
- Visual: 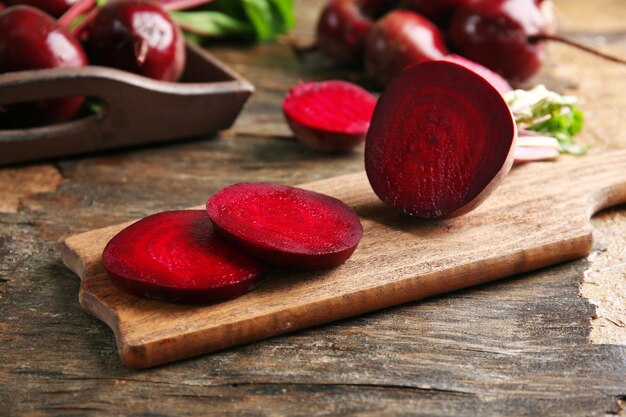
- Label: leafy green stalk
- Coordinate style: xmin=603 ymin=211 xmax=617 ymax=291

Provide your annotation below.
xmin=505 ymin=85 xmax=586 ymax=155
xmin=172 ymin=0 xmax=296 ymax=42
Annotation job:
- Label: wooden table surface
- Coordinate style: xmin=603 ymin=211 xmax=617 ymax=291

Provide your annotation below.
xmin=1 ymin=1 xmax=625 ymax=416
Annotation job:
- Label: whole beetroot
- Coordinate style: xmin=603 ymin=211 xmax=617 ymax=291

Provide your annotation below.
xmin=365 ymin=9 xmax=448 ymax=85
xmin=316 ymin=0 xmax=374 ymax=65
xmin=87 ymin=0 xmax=185 ymax=81
xmin=0 ymin=5 xmax=88 ymax=128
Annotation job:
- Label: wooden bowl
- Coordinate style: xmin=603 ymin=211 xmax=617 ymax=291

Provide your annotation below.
xmin=0 ymin=42 xmax=254 ymax=166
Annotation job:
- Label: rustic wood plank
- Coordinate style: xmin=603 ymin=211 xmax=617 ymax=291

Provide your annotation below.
xmin=1 ymin=0 xmax=625 ymax=415
xmin=60 ymin=151 xmax=626 ymax=368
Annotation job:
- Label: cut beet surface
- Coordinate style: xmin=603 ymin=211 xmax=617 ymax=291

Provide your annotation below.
xmin=102 ymin=210 xmax=268 ymax=304
xmin=365 ymin=60 xmax=516 ymax=219
xmin=206 ymin=183 xmax=364 ymax=269
xmin=282 ymin=81 xmax=377 ymax=152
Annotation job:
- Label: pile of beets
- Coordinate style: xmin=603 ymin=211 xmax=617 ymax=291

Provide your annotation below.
xmin=0 ymin=0 xmax=187 ymax=128
xmin=315 ymin=0 xmax=624 ymax=86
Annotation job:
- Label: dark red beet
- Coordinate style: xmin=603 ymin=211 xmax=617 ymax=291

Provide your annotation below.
xmin=87 ymin=0 xmax=185 ymax=81
xmin=206 ymin=183 xmax=364 ymax=269
xmin=365 ymin=61 xmax=517 ymax=219
xmin=399 ymin=0 xmax=470 ymax=23
xmin=102 ymin=210 xmax=268 ymax=304
xmin=451 ymin=0 xmax=626 ymax=82
xmin=365 ymin=10 xmax=448 ymax=85
xmin=440 ymin=54 xmax=512 ymax=95
xmin=450 ymin=0 xmax=546 ymax=82
xmin=5 ymin=0 xmax=76 ymax=17
xmin=358 ymin=0 xmax=398 ymax=18
xmin=282 ymin=80 xmax=377 ymax=152
xmin=316 ymin=0 xmax=374 ymax=65
xmin=0 ymin=6 xmax=88 ymax=128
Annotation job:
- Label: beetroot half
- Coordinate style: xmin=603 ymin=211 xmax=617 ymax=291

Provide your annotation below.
xmin=206 ymin=183 xmax=364 ymax=269
xmin=102 ymin=210 xmax=268 ymax=304
xmin=439 ymin=54 xmax=512 ymax=96
xmin=282 ymin=80 xmax=377 ymax=152
xmin=365 ymin=61 xmax=517 ymax=219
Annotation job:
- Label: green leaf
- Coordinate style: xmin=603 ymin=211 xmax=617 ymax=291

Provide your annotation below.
xmin=170 ymin=0 xmax=295 ymax=42
xmin=241 ymin=0 xmax=294 ymax=40
xmin=505 ymin=85 xmax=587 ymax=156
xmin=269 ymin=0 xmax=296 ymax=31
xmin=170 ymin=11 xmax=254 ymax=38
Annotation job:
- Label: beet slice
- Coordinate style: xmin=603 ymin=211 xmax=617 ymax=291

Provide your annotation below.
xmin=206 ymin=183 xmax=363 ymax=269
xmin=102 ymin=210 xmax=268 ymax=304
xmin=282 ymin=80 xmax=377 ymax=152
xmin=365 ymin=60 xmax=516 ymax=219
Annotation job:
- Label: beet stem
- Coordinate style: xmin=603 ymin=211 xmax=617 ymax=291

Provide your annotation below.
xmin=134 ymin=38 xmax=150 ymax=65
xmin=161 ymin=0 xmax=215 ymax=12
xmin=58 ymin=0 xmax=96 ymax=29
xmin=70 ymin=7 xmax=99 ymax=39
xmin=530 ymin=33 xmax=626 ymax=65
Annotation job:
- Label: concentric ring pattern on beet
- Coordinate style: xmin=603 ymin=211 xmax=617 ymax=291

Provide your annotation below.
xmin=365 ymin=60 xmax=516 ymax=219
xmin=102 ymin=210 xmax=268 ymax=304
xmin=206 ymin=183 xmax=364 ymax=269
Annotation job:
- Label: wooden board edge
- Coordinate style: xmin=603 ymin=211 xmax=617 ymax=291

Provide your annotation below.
xmin=116 ymin=231 xmax=594 ymax=369
xmin=60 ymin=236 xmax=87 ymax=281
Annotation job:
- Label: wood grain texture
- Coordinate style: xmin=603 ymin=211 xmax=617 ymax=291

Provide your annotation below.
xmin=61 ymin=151 xmax=626 ymax=368
xmin=2 ymin=0 xmax=626 ymax=415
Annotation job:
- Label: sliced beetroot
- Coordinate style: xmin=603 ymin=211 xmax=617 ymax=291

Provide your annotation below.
xmin=439 ymin=55 xmax=512 ymax=96
xmin=102 ymin=210 xmax=268 ymax=304
xmin=365 ymin=60 xmax=517 ymax=219
xmin=206 ymin=183 xmax=363 ymax=269
xmin=282 ymin=80 xmax=377 ymax=152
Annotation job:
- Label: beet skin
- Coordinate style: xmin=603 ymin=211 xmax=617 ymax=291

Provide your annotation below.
xmin=365 ymin=60 xmax=517 ymax=219
xmin=0 ymin=6 xmax=88 ymax=128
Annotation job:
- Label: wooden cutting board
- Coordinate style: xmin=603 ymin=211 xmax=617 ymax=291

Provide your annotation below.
xmin=61 ymin=151 xmax=626 ymax=369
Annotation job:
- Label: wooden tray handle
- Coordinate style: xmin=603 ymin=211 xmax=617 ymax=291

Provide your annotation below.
xmin=0 ymin=66 xmax=245 ymax=105
xmin=0 ymin=66 xmax=252 ymax=164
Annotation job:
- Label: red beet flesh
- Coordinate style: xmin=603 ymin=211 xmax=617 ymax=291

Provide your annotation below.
xmin=282 ymin=80 xmax=377 ymax=152
xmin=206 ymin=183 xmax=364 ymax=269
xmin=365 ymin=9 xmax=448 ymax=85
xmin=102 ymin=210 xmax=268 ymax=304
xmin=316 ymin=0 xmax=374 ymax=65
xmin=87 ymin=0 xmax=185 ymax=81
xmin=5 ymin=0 xmax=76 ymax=17
xmin=365 ymin=61 xmax=516 ymax=219
xmin=0 ymin=6 xmax=88 ymax=128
